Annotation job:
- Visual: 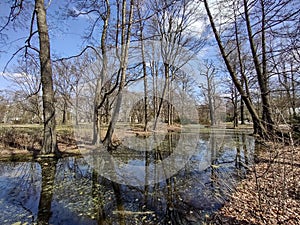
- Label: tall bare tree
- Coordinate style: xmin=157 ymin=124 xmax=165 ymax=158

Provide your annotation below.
xmin=0 ymin=0 xmax=59 ymax=154
xmin=136 ymin=0 xmax=150 ymax=131
xmin=93 ymin=0 xmax=111 ymax=144
xmin=203 ymin=0 xmax=267 ymax=137
xmin=150 ymin=0 xmax=206 ymax=129
xmin=35 ymin=0 xmax=59 ymax=154
xmin=103 ymin=0 xmax=135 ymax=147
xmin=243 ymin=0 xmax=275 ymax=132
xmin=202 ymin=0 xmax=299 ymax=137
xmin=199 ymin=61 xmax=218 ymax=126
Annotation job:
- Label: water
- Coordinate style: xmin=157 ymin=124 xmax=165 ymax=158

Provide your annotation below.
xmin=0 ymin=130 xmax=255 ymax=225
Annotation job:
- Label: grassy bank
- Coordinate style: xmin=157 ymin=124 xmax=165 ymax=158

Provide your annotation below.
xmin=0 ymin=124 xmax=78 ymax=159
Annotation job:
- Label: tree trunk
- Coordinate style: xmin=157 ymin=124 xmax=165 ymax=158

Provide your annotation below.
xmin=62 ymin=98 xmax=67 ymax=125
xmin=206 ymin=71 xmax=215 ymax=126
xmin=234 ymin=9 xmax=246 ymax=126
xmin=203 ymin=0 xmax=269 ymax=138
xmin=240 ymin=98 xmax=245 ymax=124
xmin=233 ymin=88 xmax=238 ymax=128
xmin=291 ymin=68 xmax=296 ymax=119
xmin=153 ymin=63 xmax=169 ymax=130
xmin=75 ymin=90 xmax=79 ymax=125
xmin=93 ymin=0 xmax=110 ymax=144
xmin=35 ymin=0 xmax=58 ymax=155
xmin=143 ymin=61 xmax=148 ymax=131
xmin=152 ymin=61 xmax=159 ymax=121
xmin=243 ymin=0 xmax=274 ymax=133
xmin=103 ymin=0 xmax=134 ymax=148
xmin=138 ymin=15 xmax=148 ymax=131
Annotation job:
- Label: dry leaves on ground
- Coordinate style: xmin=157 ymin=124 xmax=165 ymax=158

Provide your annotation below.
xmin=212 ymin=143 xmax=300 ymax=225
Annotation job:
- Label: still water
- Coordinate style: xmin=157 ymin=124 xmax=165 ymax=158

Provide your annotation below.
xmin=0 ymin=130 xmax=255 ymax=225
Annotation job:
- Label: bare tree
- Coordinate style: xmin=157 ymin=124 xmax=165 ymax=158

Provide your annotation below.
xmin=243 ymin=0 xmax=275 ymax=132
xmin=93 ymin=0 xmax=111 ymax=144
xmin=0 ymin=0 xmax=59 ymax=154
xmin=203 ymin=0 xmax=267 ymax=137
xmin=103 ymin=0 xmax=135 ymax=147
xmin=149 ymin=0 xmax=206 ymax=129
xmin=199 ymin=61 xmax=218 ymax=126
xmin=5 ymin=57 xmax=42 ymax=123
xmin=202 ymin=0 xmax=299 ymax=138
xmin=136 ymin=0 xmax=150 ymax=131
xmin=53 ymin=60 xmax=79 ymax=125
xmin=35 ymin=0 xmax=59 ymax=155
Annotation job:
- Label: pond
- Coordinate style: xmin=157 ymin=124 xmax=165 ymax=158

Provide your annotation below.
xmin=0 ymin=130 xmax=255 ymax=225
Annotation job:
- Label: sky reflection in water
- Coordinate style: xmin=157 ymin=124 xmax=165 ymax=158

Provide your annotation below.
xmin=0 ymin=131 xmax=255 ymax=225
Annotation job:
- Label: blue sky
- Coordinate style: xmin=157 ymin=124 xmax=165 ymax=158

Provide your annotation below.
xmin=0 ymin=1 xmax=90 ymax=89
xmin=0 ymin=1 xmax=217 ymax=92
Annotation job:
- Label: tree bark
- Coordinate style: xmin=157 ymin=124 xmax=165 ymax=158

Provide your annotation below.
xmin=243 ymin=0 xmax=274 ymax=133
xmin=240 ymin=97 xmax=245 ymax=124
xmin=35 ymin=0 xmax=59 ymax=155
xmin=93 ymin=0 xmax=110 ymax=144
xmin=203 ymin=0 xmax=268 ymax=138
xmin=233 ymin=87 xmax=238 ymax=128
xmin=206 ymin=66 xmax=215 ymax=126
xmin=153 ymin=63 xmax=169 ymax=130
xmin=103 ymin=0 xmax=134 ymax=148
xmin=137 ymin=3 xmax=149 ymax=131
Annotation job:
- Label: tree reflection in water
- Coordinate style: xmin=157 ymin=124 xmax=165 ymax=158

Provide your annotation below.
xmin=37 ymin=158 xmax=57 ymax=225
xmin=0 ymin=131 xmax=255 ymax=224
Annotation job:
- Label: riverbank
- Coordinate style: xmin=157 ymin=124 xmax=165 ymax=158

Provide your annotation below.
xmin=0 ymin=123 xmax=181 ymax=159
xmin=210 ymin=142 xmax=300 ymax=225
xmin=0 ymin=124 xmax=80 ymax=160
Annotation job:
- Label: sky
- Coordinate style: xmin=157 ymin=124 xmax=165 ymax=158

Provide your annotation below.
xmin=0 ymin=0 xmax=219 ymax=91
xmin=0 ymin=0 xmax=90 ymax=89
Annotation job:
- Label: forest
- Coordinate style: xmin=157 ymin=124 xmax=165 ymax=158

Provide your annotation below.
xmin=0 ymin=0 xmax=299 ymax=224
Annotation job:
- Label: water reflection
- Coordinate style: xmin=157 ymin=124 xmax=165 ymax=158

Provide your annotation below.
xmin=0 ymin=131 xmax=254 ymax=225
xmin=83 ymin=131 xmax=200 ymax=186
xmin=37 ymin=159 xmax=57 ymax=225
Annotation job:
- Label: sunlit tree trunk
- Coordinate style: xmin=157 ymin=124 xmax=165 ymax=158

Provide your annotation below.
xmin=203 ymin=0 xmax=268 ymax=137
xmin=137 ymin=2 xmax=149 ymax=131
xmin=153 ymin=63 xmax=169 ymax=130
xmin=35 ymin=0 xmax=59 ymax=155
xmin=243 ymin=0 xmax=274 ymax=133
xmin=104 ymin=0 xmax=134 ymax=148
xmin=151 ymin=60 xmax=159 ymax=120
xmin=142 ymin=55 xmax=149 ymax=131
xmin=93 ymin=0 xmax=110 ymax=144
xmin=291 ymin=68 xmax=297 ymax=119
